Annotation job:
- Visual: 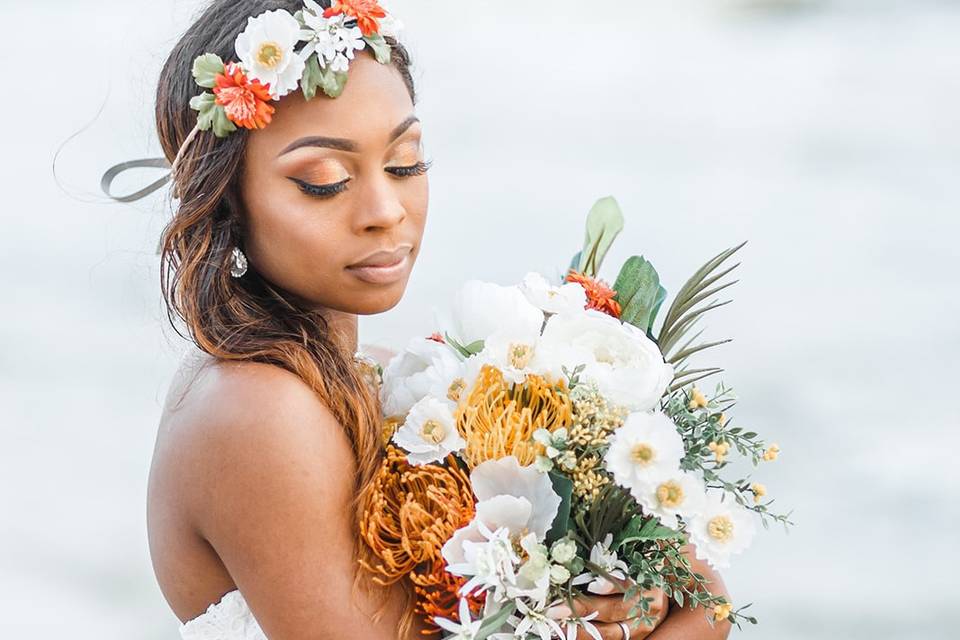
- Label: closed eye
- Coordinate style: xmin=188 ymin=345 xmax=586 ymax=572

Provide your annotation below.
xmin=385 ymin=159 xmax=433 ymax=178
xmin=289 ymin=176 xmax=351 ymax=198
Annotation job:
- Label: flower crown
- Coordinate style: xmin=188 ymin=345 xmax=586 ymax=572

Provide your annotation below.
xmin=190 ymin=0 xmax=401 ymax=138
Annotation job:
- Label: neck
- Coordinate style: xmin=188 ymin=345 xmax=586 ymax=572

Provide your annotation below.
xmin=320 ymin=308 xmax=359 ymax=355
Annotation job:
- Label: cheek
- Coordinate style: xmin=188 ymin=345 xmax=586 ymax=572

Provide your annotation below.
xmin=243 ymin=187 xmax=351 ymax=291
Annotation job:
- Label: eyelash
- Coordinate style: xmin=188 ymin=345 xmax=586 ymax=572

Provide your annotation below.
xmin=291 ymin=160 xmax=433 ymax=199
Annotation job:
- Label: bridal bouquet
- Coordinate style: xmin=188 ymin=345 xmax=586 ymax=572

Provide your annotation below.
xmin=360 ymin=197 xmax=791 ymax=639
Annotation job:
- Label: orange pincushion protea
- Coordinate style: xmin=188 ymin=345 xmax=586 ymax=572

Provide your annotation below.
xmin=359 ymin=446 xmax=478 ymax=628
xmin=565 ymin=269 xmax=622 ymax=318
xmin=324 ymin=0 xmax=387 ymax=36
xmin=213 ymin=62 xmax=275 ymax=130
xmin=360 ymin=446 xmax=473 ymax=582
xmin=456 ymin=364 xmax=574 ymax=469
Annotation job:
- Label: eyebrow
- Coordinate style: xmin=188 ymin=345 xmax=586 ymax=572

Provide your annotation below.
xmin=276 ymin=115 xmax=420 ymax=158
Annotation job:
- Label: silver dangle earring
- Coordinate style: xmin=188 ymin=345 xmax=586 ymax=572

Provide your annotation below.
xmin=230 ymin=246 xmax=248 ymax=278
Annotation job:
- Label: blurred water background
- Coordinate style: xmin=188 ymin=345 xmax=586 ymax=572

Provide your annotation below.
xmin=1 ymin=0 xmax=957 ymax=637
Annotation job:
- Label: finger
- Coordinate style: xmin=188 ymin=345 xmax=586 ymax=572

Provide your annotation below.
xmin=581 ymin=619 xmax=655 ymax=640
xmin=571 ymin=589 xmax=666 ymax=622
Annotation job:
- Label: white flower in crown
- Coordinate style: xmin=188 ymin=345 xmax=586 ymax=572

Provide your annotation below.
xmin=687 ymin=490 xmax=757 ymax=570
xmin=540 ymin=309 xmax=673 ymax=411
xmin=300 ymin=1 xmax=366 ymax=69
xmin=376 ymin=0 xmax=404 ymax=38
xmin=517 ymin=271 xmax=588 ymax=316
xmin=603 ymin=411 xmax=685 ymax=496
xmin=234 ymin=9 xmax=306 ymax=99
xmin=632 ymin=470 xmax=707 ymax=530
xmin=391 ymin=396 xmax=465 ymax=465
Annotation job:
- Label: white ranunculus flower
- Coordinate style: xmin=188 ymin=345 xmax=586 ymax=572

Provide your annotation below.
xmin=517 ymin=271 xmax=588 ymax=316
xmin=442 ymin=457 xmax=561 ymax=576
xmin=380 ymin=337 xmax=463 ymax=417
xmin=234 ymin=9 xmax=306 ymax=99
xmin=540 ymin=309 xmax=674 ymax=411
xmin=604 ymin=411 xmax=685 ymax=496
xmin=633 ymin=470 xmax=707 ymax=530
xmin=687 ymin=490 xmax=757 ymax=570
xmin=571 ymin=533 xmax=629 ymax=595
xmin=442 ymin=280 xmax=545 ymax=347
xmin=391 ymin=396 xmax=465 ymax=465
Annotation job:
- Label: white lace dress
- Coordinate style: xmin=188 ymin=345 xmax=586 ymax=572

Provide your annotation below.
xmin=179 ymin=589 xmax=266 ymax=640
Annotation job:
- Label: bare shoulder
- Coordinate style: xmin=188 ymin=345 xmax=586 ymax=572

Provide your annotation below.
xmin=154 ymin=349 xmax=356 ymax=527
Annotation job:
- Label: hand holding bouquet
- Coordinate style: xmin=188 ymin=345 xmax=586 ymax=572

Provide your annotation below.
xmin=360 ymin=197 xmax=792 ymax=639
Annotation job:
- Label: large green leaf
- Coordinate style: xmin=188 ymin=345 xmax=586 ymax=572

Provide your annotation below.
xmin=545 ymin=471 xmax=574 ymax=545
xmin=613 ymin=256 xmax=668 ymax=334
xmin=300 ymin=53 xmax=324 ymax=101
xmin=577 ymin=197 xmax=624 ymax=278
xmin=192 ymin=53 xmax=225 ymax=88
xmin=363 ymin=33 xmax=392 ymax=64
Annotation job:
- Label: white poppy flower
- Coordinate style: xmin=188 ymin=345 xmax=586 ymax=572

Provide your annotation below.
xmin=234 ymin=9 xmax=306 ymax=99
xmin=441 ymin=280 xmax=545 ymax=347
xmin=540 ymin=309 xmax=674 ymax=411
xmin=604 ymin=411 xmax=685 ymax=497
xmin=391 ymin=396 xmax=465 ymax=465
xmin=632 ymin=471 xmax=707 ymax=530
xmin=688 ymin=490 xmax=757 ymax=570
xmin=518 ymin=271 xmax=588 ymax=316
xmin=442 ymin=457 xmax=562 ymax=590
xmin=380 ymin=336 xmax=464 ymax=417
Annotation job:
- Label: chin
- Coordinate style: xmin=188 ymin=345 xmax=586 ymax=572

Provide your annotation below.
xmin=347 ymin=282 xmax=408 ymax=315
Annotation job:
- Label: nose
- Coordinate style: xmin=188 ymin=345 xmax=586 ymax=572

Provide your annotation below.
xmin=352 ymin=171 xmax=407 ymax=233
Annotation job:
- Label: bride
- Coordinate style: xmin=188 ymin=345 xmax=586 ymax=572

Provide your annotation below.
xmin=104 ymin=1 xmax=733 ymax=638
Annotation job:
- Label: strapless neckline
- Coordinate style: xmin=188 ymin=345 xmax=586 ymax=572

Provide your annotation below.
xmin=179 ymin=589 xmax=267 ymax=640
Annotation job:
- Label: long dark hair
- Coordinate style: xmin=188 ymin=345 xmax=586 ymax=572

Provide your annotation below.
xmin=154 ymin=1 xmax=418 ymax=635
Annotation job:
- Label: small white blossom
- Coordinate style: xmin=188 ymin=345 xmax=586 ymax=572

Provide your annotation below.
xmin=571 ymin=534 xmax=629 ymax=595
xmin=550 ymin=538 xmax=578 ymax=564
xmin=434 ymin=596 xmax=483 ymax=640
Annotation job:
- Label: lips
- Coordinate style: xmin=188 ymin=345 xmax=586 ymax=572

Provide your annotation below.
xmin=346 ymin=245 xmax=413 ymax=285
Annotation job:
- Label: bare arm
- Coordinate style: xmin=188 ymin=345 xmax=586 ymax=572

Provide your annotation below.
xmin=188 ymin=363 xmax=408 ymax=640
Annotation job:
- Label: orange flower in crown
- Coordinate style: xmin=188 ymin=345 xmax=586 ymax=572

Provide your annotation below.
xmin=324 ymin=0 xmax=388 ymax=37
xmin=212 ymin=62 xmax=275 ymax=130
xmin=184 ymin=1 xmax=402 ymax=139
xmin=565 ymin=269 xmax=623 ymax=318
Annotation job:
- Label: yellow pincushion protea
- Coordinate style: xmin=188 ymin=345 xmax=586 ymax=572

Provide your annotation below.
xmin=455 ymin=364 xmax=574 ymax=468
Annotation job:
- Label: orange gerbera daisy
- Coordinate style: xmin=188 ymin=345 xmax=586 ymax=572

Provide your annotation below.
xmin=324 ymin=0 xmax=387 ymax=37
xmin=565 ymin=269 xmax=622 ymax=318
xmin=212 ymin=62 xmax=275 ymax=129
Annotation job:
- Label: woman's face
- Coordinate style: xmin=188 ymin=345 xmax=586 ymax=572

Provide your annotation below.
xmin=240 ymin=54 xmax=428 ymax=316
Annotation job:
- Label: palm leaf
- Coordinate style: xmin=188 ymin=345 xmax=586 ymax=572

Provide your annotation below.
xmin=657 ymin=242 xmax=746 ymax=360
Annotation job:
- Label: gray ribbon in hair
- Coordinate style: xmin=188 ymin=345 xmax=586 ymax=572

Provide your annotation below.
xmin=99 ymin=124 xmax=201 ymax=203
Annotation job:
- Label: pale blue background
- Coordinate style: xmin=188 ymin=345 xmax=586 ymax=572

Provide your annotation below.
xmin=1 ymin=0 xmax=957 ymax=637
